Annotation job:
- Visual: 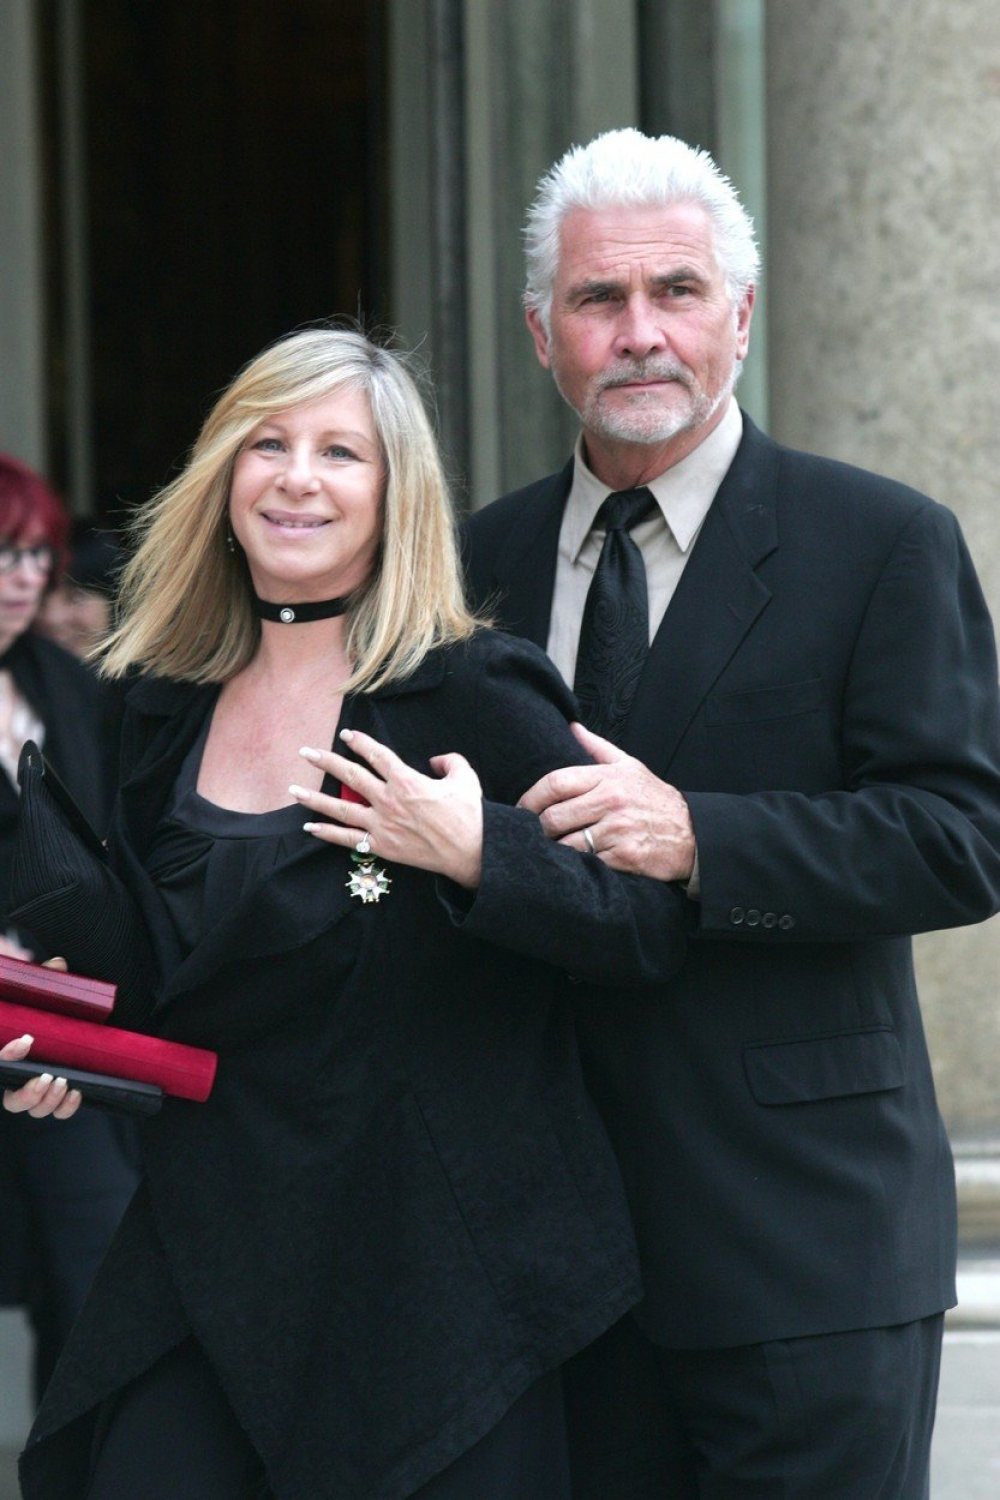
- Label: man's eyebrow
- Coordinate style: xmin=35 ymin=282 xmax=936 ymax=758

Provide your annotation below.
xmin=650 ymin=267 xmax=707 ymax=289
xmin=564 ymin=278 xmax=622 ymax=304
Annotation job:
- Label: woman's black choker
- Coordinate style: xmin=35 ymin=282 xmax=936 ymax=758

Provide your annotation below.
xmin=251 ymin=593 xmax=351 ymax=624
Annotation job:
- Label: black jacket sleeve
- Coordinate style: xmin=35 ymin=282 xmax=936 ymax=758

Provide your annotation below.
xmin=688 ymin=501 xmax=1000 ymax=940
xmin=435 ymin=632 xmax=693 ymax=983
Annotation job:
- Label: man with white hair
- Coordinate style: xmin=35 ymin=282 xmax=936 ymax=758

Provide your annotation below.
xmin=463 ymin=128 xmax=1000 ymax=1497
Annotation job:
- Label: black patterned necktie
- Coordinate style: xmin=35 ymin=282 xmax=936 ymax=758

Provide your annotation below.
xmin=573 ymin=486 xmax=657 ymax=742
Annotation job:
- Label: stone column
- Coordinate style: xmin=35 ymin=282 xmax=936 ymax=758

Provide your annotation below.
xmin=766 ymin=0 xmax=1000 ymax=1204
xmin=389 ymin=0 xmax=639 ymax=506
xmin=0 ymin=0 xmax=46 ymax=469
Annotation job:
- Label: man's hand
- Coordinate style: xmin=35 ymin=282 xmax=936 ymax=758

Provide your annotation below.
xmin=517 ymin=722 xmax=697 ymax=883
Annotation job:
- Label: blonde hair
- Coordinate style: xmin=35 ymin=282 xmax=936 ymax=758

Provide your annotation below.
xmin=100 ymin=327 xmax=480 ymax=692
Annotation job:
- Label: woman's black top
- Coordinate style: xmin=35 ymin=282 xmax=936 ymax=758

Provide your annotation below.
xmin=147 ymin=715 xmax=357 ymax=993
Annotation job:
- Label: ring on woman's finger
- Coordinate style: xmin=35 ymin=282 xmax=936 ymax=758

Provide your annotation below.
xmin=356 ymin=832 xmax=372 ymax=856
xmin=583 ymin=826 xmax=597 ymax=856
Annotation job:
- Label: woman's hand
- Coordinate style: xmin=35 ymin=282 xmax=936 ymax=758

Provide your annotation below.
xmin=2 ymin=958 xmax=83 ymax=1119
xmin=289 ymin=729 xmax=485 ymax=888
xmin=2 ymin=1039 xmax=82 ymax=1121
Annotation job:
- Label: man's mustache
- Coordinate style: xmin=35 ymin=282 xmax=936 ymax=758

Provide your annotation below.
xmin=594 ymin=359 xmax=693 ymax=393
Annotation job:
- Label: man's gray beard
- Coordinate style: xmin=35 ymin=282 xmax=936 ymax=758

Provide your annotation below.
xmin=556 ymin=358 xmax=741 ymax=448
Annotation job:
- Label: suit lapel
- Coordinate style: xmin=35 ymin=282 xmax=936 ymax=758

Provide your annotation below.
xmin=117 ymin=678 xmax=217 ymax=856
xmin=622 ymin=417 xmax=780 ymax=769
xmin=482 ymin=464 xmax=571 ymax=648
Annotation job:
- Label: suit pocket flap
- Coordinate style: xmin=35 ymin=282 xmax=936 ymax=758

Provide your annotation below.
xmin=706 ymin=677 xmax=824 ymax=725
xmin=744 ymin=1028 xmax=905 ymax=1105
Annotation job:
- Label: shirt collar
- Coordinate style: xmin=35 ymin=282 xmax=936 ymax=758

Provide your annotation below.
xmin=564 ymin=398 xmax=744 ymax=562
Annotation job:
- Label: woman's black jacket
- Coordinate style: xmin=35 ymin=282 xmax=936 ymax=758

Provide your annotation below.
xmin=20 ymin=629 xmax=690 ymax=1500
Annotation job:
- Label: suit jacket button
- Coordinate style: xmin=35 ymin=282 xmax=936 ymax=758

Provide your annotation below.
xmin=745 ymin=909 xmax=762 ymax=927
xmin=729 ymin=907 xmax=745 ymax=925
xmin=762 ymin=912 xmax=778 ymax=928
xmin=778 ymin=914 xmax=796 ymax=930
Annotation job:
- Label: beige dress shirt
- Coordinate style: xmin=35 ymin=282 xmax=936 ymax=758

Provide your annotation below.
xmin=545 ymin=398 xmax=744 ymax=896
xmin=546 ymin=397 xmax=744 ymax=687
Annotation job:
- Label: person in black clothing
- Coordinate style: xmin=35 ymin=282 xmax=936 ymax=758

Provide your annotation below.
xmin=2 ymin=329 xmax=690 ymax=1499
xmin=462 ymin=128 xmax=1000 ymax=1497
xmin=35 ymin=521 xmax=123 ymax=660
xmin=35 ymin=519 xmax=128 ymax=802
xmin=0 ymin=454 xmax=138 ymax=1403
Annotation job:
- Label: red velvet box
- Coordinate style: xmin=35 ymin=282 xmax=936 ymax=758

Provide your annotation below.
xmin=0 ymin=998 xmax=217 ymax=1102
xmin=0 ymin=954 xmax=116 ymax=1022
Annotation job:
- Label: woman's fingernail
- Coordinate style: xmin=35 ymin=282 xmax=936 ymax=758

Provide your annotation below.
xmin=54 ymin=1077 xmax=67 ymax=1090
xmin=37 ymin=1074 xmax=53 ymax=1088
xmin=288 ymin=784 xmax=309 ymax=799
xmin=299 ymin=746 xmax=321 ymax=761
xmin=340 ymin=729 xmax=354 ymax=742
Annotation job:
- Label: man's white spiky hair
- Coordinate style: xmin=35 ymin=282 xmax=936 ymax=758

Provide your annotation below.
xmin=523 ymin=127 xmax=759 ymax=332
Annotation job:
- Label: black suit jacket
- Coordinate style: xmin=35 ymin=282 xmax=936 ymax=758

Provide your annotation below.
xmin=463 ymin=414 xmax=1000 ymax=1348
xmin=0 ymin=632 xmax=113 ymax=913
xmin=0 ymin=632 xmax=133 ymax=1326
xmin=21 ymin=630 xmax=691 ymax=1500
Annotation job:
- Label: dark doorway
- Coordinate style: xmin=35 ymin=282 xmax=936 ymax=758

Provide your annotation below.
xmin=40 ymin=0 xmax=387 ymax=521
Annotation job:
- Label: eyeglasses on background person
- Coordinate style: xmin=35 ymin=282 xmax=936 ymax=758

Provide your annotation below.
xmin=0 ymin=544 xmax=57 ymax=577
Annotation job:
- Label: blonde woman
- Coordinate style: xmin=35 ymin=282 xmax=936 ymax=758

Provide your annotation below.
xmin=3 ymin=328 xmax=690 ymax=1500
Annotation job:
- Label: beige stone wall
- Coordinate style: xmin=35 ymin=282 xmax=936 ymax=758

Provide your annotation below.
xmin=766 ymin=0 xmax=1000 ymax=1134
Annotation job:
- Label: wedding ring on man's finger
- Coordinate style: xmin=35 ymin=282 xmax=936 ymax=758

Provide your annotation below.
xmin=583 ymin=827 xmax=597 ymax=856
xmin=356 ymin=832 xmax=372 ymax=856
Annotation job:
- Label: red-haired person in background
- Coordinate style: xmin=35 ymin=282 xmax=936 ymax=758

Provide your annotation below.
xmin=0 ymin=454 xmax=138 ymax=1403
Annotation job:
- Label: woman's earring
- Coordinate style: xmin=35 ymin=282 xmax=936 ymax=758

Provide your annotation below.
xmin=226 ymin=525 xmax=236 ymax=555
